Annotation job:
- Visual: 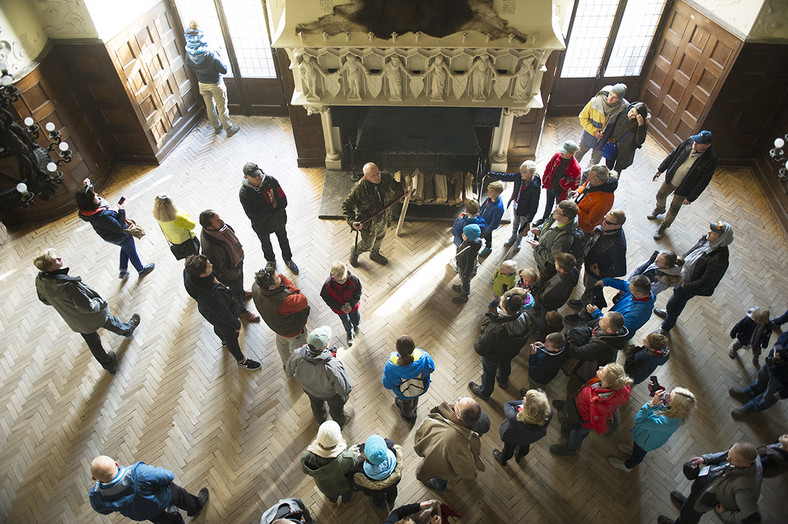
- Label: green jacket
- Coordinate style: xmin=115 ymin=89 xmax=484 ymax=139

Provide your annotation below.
xmin=300 ymin=449 xmax=357 ymax=499
xmin=342 ymin=173 xmax=403 ymax=228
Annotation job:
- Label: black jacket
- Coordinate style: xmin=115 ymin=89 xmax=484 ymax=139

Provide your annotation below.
xmin=239 ymin=176 xmax=288 ymax=234
xmin=584 ymin=227 xmax=627 ymax=279
xmin=474 ymin=309 xmax=535 ymax=364
xmin=79 ymin=199 xmax=129 ymax=245
xmin=658 ymin=138 xmax=718 ymax=201
xmin=539 ymin=268 xmax=578 ymax=311
xmin=566 ymin=320 xmax=629 ymax=380
xmin=488 ymin=171 xmax=541 ymax=219
xmin=183 ymin=270 xmax=241 ymax=333
xmin=682 ymin=237 xmax=729 ymax=296
xmin=457 ymin=239 xmax=482 ymax=282
xmin=185 ymin=52 xmax=227 ymax=84
xmin=605 ymin=104 xmax=648 ymax=171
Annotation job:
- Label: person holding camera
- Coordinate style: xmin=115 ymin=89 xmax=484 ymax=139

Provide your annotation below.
xmin=76 ymin=179 xmax=154 ymax=279
xmin=609 ymin=385 xmax=696 ymax=471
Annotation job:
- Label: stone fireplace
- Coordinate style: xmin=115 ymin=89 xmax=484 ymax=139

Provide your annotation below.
xmin=266 ymin=0 xmax=564 ymax=172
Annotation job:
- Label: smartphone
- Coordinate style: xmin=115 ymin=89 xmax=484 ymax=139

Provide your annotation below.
xmin=118 ymin=197 xmax=126 ymax=205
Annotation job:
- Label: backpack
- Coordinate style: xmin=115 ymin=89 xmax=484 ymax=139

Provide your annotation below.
xmin=569 ymin=227 xmax=586 ymax=266
xmin=399 ymin=374 xmax=426 ymax=398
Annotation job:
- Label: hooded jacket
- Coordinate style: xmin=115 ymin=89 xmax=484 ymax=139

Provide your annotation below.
xmin=528 ymin=344 xmax=568 ymax=386
xmin=603 ymin=103 xmax=648 ymax=171
xmin=200 ymin=223 xmax=243 ymax=286
xmin=451 ymin=214 xmax=487 ymax=246
xmin=681 ymin=235 xmax=730 ymax=296
xmin=239 ymin=175 xmax=288 ymax=234
xmin=534 ymin=216 xmax=580 ymax=275
xmin=628 ymin=250 xmax=683 ymax=296
xmin=566 ymin=321 xmax=629 ymax=380
xmin=183 ymin=270 xmax=241 ymax=333
xmin=382 ymin=348 xmax=435 ymax=399
xmin=36 ymin=268 xmax=109 ymax=334
xmin=258 ymin=498 xmax=312 ymax=524
xmin=286 ymin=345 xmax=352 ymax=399
xmin=89 ymin=462 xmax=173 ymax=520
xmin=542 ymin=153 xmax=582 ymax=202
xmin=594 ymin=278 xmax=655 ymax=340
xmin=583 ymin=226 xmax=627 ymax=280
xmin=539 ymin=267 xmax=579 ymax=312
xmin=488 ymin=171 xmax=542 ymax=219
xmin=479 ymin=196 xmax=504 ymax=235
xmin=474 ymin=309 xmax=536 ymax=364
xmin=252 ymin=273 xmax=310 ymax=337
xmin=352 ymin=441 xmax=403 ymax=497
xmin=575 ymin=176 xmax=618 ymax=234
xmin=574 ymin=378 xmax=631 ymax=434
xmin=630 ymin=402 xmax=682 ymax=452
xmin=658 ymin=138 xmax=718 ymax=201
xmin=79 ymin=201 xmax=129 ymax=245
xmin=184 ymin=28 xmax=227 ymax=84
xmin=624 ymin=345 xmax=670 ymax=385
xmin=300 ymin=449 xmax=357 ymax=500
xmin=730 ymin=308 xmax=773 ymax=352
xmin=413 ymin=407 xmax=484 ymax=481
xmin=499 ymin=400 xmax=552 ymax=446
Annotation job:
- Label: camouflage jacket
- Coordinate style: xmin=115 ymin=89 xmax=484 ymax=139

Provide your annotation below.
xmin=342 ymin=172 xmax=403 ymax=228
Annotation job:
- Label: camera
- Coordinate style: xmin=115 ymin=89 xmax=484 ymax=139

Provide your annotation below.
xmin=648 ymin=375 xmax=665 ymax=397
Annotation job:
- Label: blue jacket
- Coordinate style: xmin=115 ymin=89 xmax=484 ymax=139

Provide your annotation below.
xmin=624 ymin=345 xmax=670 ymax=385
xmin=89 ymin=462 xmax=173 ymax=520
xmin=479 ymin=197 xmax=504 ymax=236
xmin=382 ymin=348 xmax=435 ymax=399
xmin=528 ymin=345 xmax=567 ymax=385
xmin=594 ymin=278 xmax=654 ymax=340
xmin=488 ymin=172 xmax=541 ymax=219
xmin=630 ymin=402 xmax=682 ymax=452
xmin=451 ymin=214 xmax=487 ymax=246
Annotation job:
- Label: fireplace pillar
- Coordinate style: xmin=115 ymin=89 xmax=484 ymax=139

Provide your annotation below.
xmin=315 ymin=107 xmax=342 ymax=169
xmin=490 ymin=109 xmax=515 ymax=171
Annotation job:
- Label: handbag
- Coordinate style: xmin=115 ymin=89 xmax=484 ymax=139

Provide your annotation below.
xmin=170 ymin=236 xmax=200 ymax=260
xmin=601 ymin=130 xmax=629 ymax=160
xmin=125 ymin=219 xmax=146 ymax=239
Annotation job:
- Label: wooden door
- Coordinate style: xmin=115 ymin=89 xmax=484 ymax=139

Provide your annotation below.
xmin=641 ymin=0 xmax=742 ymax=150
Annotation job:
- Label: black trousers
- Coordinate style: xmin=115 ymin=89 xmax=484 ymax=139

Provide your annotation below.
xmin=148 ymin=483 xmax=202 ymax=524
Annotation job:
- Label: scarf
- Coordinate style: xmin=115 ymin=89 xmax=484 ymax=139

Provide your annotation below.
xmin=590 ymin=87 xmax=626 ymax=121
xmin=204 ymin=226 xmax=244 ymax=266
xmin=362 ymin=448 xmax=397 ymax=480
xmin=184 ymin=28 xmax=209 ymax=65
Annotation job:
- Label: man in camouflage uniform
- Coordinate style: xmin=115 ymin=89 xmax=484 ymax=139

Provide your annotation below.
xmin=342 ymin=162 xmax=404 ymax=267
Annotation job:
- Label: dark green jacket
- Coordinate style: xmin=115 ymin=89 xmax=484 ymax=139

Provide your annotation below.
xmin=301 ymin=449 xmax=357 ymax=499
xmin=342 ymin=173 xmax=403 ymax=228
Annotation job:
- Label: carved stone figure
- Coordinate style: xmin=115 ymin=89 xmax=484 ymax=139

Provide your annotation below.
xmin=426 ymin=54 xmax=452 ymax=101
xmin=291 ymin=52 xmax=326 ymax=100
xmin=468 ymin=55 xmax=495 ymax=101
xmin=337 ymin=54 xmax=366 ymax=100
xmin=511 ymin=57 xmax=539 ymax=101
xmin=383 ymin=55 xmax=413 ymax=101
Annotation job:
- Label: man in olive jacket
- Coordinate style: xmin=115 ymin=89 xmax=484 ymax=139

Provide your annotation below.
xmin=34 ymin=249 xmax=139 ymax=374
xmin=528 ymin=200 xmax=580 ymax=281
xmin=414 ymin=397 xmax=485 ymax=492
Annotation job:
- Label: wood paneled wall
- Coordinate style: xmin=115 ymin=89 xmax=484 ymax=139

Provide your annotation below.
xmin=104 ymin=1 xmax=202 ymax=162
xmin=641 ymin=0 xmax=742 ymax=151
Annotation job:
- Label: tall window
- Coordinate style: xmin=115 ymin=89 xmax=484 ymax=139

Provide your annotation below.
xmin=560 ymin=0 xmax=667 ymax=79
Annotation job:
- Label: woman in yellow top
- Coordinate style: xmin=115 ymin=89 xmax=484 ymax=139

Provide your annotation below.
xmin=152 ymin=195 xmax=200 ymax=259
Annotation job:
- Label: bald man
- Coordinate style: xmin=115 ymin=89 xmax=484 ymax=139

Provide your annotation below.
xmin=658 ymin=442 xmax=762 ymax=524
xmin=89 ymin=455 xmax=208 ymax=523
xmin=413 ymin=396 xmax=486 ymax=492
xmin=342 ymin=162 xmax=405 ymax=267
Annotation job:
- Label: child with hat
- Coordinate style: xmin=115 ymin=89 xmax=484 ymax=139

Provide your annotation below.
xmin=300 ymin=421 xmax=358 ymax=504
xmin=452 ymin=224 xmax=483 ymax=304
xmin=352 ymin=434 xmax=402 ymax=509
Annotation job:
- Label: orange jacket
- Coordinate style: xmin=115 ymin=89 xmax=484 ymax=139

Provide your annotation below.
xmin=575 ymin=178 xmax=617 ymax=234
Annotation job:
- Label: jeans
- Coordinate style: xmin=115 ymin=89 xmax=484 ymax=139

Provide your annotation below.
xmin=148 ymin=483 xmax=203 ymax=524
xmin=224 ymin=260 xmax=247 ymax=315
xmin=80 ymin=315 xmax=134 ymax=369
xmin=276 ymin=330 xmax=306 ymax=367
xmin=624 ymin=441 xmax=648 ymax=468
xmin=353 ymin=217 xmax=387 ymax=256
xmin=479 ymin=356 xmax=511 ymax=397
xmin=198 ymin=80 xmax=232 ymax=130
xmin=338 ymin=309 xmax=360 ymax=336
xmin=540 ymin=189 xmax=557 ymax=220
xmin=500 ymin=442 xmax=530 ymax=463
xmin=307 ymin=392 xmax=348 ymax=426
xmin=253 ymin=223 xmax=293 ymax=263
xmin=743 ymin=364 xmax=780 ymax=413
xmin=568 ymin=426 xmax=591 ymax=451
xmin=117 ymin=235 xmax=143 ymax=272
xmin=509 ymin=214 xmax=528 ymax=242
xmin=654 ymin=182 xmax=686 ymax=227
xmin=215 ymin=326 xmax=244 ymax=361
xmin=662 ymin=284 xmax=696 ymax=331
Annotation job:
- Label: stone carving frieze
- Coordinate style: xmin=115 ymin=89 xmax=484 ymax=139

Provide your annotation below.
xmin=287 ymin=47 xmax=547 ymax=110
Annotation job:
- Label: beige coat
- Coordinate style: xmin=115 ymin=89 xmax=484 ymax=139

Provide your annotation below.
xmin=413 ymin=412 xmax=484 ymax=481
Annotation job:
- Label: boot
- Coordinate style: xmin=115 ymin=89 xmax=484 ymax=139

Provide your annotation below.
xmin=349 ymin=250 xmax=359 ymax=267
xmin=653 ymin=224 xmax=668 ymax=240
xmin=728 ymin=387 xmax=753 ymax=402
xmin=493 ymin=449 xmax=507 ymax=466
xmin=728 ymin=341 xmax=739 ymax=359
xmin=647 ymin=208 xmax=663 ymax=220
xmin=370 ymin=250 xmax=389 ymax=265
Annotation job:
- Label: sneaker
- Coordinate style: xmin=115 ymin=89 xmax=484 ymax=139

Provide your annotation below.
xmin=669 ymin=490 xmax=687 ymax=509
xmin=138 ymin=263 xmax=155 ymax=277
xmin=567 ymin=299 xmax=583 ymax=309
xmin=239 ymin=311 xmax=260 ymax=322
xmin=353 ymin=324 xmax=360 ymax=334
xmin=118 ymin=269 xmax=130 ymax=279
xmin=188 ymin=487 xmax=209 ymax=517
xmin=126 ymin=314 xmax=141 ymax=336
xmin=104 ymin=351 xmax=118 ymax=374
xmin=728 ymin=387 xmax=752 ymax=402
xmin=617 ymin=442 xmax=632 ymax=455
xmin=468 ymin=381 xmax=490 ymax=400
xmin=451 ymin=284 xmax=463 ymax=293
xmin=285 ymin=260 xmax=299 ymax=274
xmin=653 ymin=307 xmax=667 ymax=319
xmin=369 ymin=250 xmax=389 ymax=265
xmin=237 ymin=358 xmax=261 ymax=370
xmin=452 ymin=294 xmax=469 ymax=304
xmin=608 ymin=457 xmax=632 ymax=472
xmin=226 ymin=124 xmax=240 ymax=137
xmin=646 ymin=210 xmax=662 ymax=220
xmin=478 ymin=247 xmax=492 ymax=258
xmin=728 ymin=342 xmax=739 ymax=359
xmin=214 ymin=126 xmax=222 ymax=135
xmin=503 ymin=236 xmax=517 ymax=248
xmin=493 ymin=449 xmax=507 ymax=466
xmin=346 ymin=332 xmax=353 ymax=345
xmin=549 ymin=444 xmax=576 ymax=457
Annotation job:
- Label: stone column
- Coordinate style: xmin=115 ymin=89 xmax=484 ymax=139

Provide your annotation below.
xmin=490 ymin=108 xmax=515 ymax=172
xmin=314 ymin=106 xmax=342 ymax=170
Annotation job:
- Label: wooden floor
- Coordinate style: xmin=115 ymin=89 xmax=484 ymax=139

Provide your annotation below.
xmin=1 ymin=115 xmax=786 ymax=524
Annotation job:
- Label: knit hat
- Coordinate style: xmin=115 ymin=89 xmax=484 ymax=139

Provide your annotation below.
xmin=463 ymin=224 xmax=481 ymax=241
xmin=362 ymin=435 xmax=397 ymax=480
xmin=691 ymin=130 xmax=713 ymax=144
xmin=184 ymin=28 xmax=209 ymax=63
xmin=307 ymin=326 xmax=332 ymax=350
xmin=559 ymin=140 xmax=579 ymax=155
xmin=609 ymin=83 xmax=627 ymax=98
xmin=306 ymin=421 xmax=346 ymax=458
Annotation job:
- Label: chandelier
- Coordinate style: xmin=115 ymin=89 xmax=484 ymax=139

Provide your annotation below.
xmin=771 ymin=135 xmax=788 ymax=182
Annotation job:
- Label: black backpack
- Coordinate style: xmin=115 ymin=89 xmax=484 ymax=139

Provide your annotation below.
xmin=569 ymin=227 xmax=586 ymax=266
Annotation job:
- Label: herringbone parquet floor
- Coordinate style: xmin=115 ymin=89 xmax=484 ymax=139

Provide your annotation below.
xmin=1 ymin=115 xmax=786 ymax=524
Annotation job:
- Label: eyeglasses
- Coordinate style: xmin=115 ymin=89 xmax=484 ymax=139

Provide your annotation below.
xmin=603 ymin=218 xmax=619 ymax=226
xmin=553 ymin=210 xmax=565 ymax=217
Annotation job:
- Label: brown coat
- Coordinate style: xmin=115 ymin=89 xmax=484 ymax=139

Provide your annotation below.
xmin=413 ymin=410 xmax=485 ymax=482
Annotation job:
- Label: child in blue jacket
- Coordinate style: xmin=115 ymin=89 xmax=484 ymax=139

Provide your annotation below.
xmin=451 ymin=199 xmax=487 ymax=247
xmin=382 ymin=335 xmax=435 ymax=424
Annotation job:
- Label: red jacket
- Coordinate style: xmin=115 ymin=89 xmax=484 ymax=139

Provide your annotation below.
xmin=319 ymin=274 xmax=362 ymax=315
xmin=574 ymin=377 xmax=631 ymax=434
xmin=542 ymin=153 xmax=582 ymax=202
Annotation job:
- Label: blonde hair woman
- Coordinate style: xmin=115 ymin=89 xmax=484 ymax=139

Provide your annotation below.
xmin=551 ymin=363 xmax=633 ymax=456
xmin=494 ymin=389 xmax=552 ymax=467
xmin=609 ymin=386 xmax=696 ymax=471
xmin=152 ymin=195 xmax=199 ymax=259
